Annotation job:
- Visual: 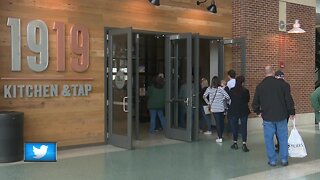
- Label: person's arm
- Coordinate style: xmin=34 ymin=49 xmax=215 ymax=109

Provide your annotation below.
xmin=252 ymin=86 xmax=261 ymax=115
xmin=220 ymin=87 xmax=230 ymax=101
xmin=283 ymin=83 xmax=295 ymax=117
xmin=244 ymin=89 xmax=250 ymax=103
xmin=311 ymin=88 xmax=320 ymax=112
xmin=203 ymin=87 xmax=210 ymax=105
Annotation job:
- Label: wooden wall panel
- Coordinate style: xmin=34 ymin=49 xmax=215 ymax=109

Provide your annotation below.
xmin=0 ymin=0 xmax=232 ymax=147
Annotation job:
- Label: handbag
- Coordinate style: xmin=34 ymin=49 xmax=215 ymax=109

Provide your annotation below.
xmin=203 ymin=105 xmax=211 ymax=115
xmin=288 ymin=119 xmax=307 ymax=158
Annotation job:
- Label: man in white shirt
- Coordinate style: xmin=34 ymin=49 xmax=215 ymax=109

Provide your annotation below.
xmin=227 ymin=69 xmax=236 ymax=90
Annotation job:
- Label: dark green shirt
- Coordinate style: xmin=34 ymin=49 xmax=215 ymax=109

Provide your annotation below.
xmin=146 ymin=85 xmax=165 ymax=109
xmin=311 ymin=87 xmax=320 ymax=122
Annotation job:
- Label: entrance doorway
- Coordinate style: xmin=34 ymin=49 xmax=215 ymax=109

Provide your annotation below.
xmin=104 ymin=28 xmax=237 ymax=149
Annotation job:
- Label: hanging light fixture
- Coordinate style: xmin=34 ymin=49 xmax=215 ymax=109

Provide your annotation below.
xmin=279 ymin=19 xmax=306 ymax=33
xmin=207 ymin=0 xmax=217 ymax=13
xmin=148 ymin=0 xmax=160 ymax=6
xmin=196 ymin=0 xmax=217 ymax=14
xmin=287 ymin=20 xmax=305 ymax=33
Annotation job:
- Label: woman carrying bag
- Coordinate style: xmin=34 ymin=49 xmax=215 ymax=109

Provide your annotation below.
xmin=203 ymin=76 xmax=230 ymax=143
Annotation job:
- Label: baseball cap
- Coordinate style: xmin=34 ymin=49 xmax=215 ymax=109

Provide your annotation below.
xmin=274 ymin=70 xmax=284 ymax=78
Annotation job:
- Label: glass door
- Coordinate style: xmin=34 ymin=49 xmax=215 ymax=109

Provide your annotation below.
xmin=165 ymin=33 xmax=193 ymax=142
xmin=106 ymin=28 xmax=133 ymax=149
xmin=223 ymin=37 xmax=246 ymax=76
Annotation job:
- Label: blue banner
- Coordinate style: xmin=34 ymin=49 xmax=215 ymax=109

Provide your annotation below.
xmin=24 ymin=142 xmax=57 ymax=162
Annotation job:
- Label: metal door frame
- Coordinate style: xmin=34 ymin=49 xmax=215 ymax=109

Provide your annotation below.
xmin=223 ymin=37 xmax=246 ymax=77
xmin=165 ymin=33 xmax=193 ymax=142
xmin=192 ymin=34 xmax=199 ymax=141
xmin=105 ymin=27 xmax=133 ymax=149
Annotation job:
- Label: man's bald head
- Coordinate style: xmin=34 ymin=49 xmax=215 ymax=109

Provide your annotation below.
xmin=265 ymin=65 xmax=274 ymax=77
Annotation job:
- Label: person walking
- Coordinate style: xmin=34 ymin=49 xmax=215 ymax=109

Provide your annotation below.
xmin=203 ymin=76 xmax=230 ymax=143
xmin=199 ymin=78 xmax=212 ymax=134
xmin=228 ymin=75 xmax=250 ymax=152
xmin=147 ymin=75 xmax=166 ymax=133
xmin=310 ymin=85 xmax=320 ymax=129
xmin=252 ymin=66 xmax=295 ymax=167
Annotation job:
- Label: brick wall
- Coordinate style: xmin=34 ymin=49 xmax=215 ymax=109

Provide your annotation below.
xmin=233 ymin=0 xmax=315 ymax=114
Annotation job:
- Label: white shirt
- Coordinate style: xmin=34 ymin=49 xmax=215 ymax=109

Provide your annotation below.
xmin=227 ymin=78 xmax=236 ymax=90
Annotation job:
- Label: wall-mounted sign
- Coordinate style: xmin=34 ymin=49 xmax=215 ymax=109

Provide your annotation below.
xmin=4 ymin=84 xmax=92 ymax=98
xmin=7 ymin=18 xmax=90 ymax=72
xmin=114 ymin=70 xmax=126 ymax=89
xmin=3 ymin=17 xmax=93 ymax=99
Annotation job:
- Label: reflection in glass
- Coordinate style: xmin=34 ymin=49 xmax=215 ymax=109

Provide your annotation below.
xmin=168 ymin=39 xmax=189 ymax=130
xmin=111 ymin=34 xmax=128 ymax=136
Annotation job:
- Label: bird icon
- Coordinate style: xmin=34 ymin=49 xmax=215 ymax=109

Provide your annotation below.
xmin=32 ymin=145 xmax=48 ymax=159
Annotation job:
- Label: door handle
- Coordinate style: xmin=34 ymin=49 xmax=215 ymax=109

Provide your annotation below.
xmin=123 ymin=97 xmax=128 ymax=112
xmin=184 ymin=98 xmax=189 ymax=106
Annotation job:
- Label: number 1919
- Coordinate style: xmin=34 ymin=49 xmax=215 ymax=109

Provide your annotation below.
xmin=7 ymin=17 xmax=89 ymax=73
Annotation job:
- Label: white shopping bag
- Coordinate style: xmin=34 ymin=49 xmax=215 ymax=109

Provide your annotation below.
xmin=288 ymin=119 xmax=307 ymax=158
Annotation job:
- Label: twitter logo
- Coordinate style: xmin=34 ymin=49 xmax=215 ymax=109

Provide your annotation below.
xmin=24 ymin=142 xmax=57 ymax=162
xmin=33 ymin=145 xmax=48 ymax=159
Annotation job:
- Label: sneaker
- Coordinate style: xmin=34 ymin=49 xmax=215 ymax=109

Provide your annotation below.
xmin=268 ymin=162 xmax=276 ymax=167
xmin=216 ymin=138 xmax=223 ymax=143
xmin=230 ymin=143 xmax=238 ymax=150
xmin=242 ymin=144 xmax=250 ymax=152
xmin=281 ymin=160 xmax=288 ymax=166
xmin=204 ymin=131 xmax=212 ymax=135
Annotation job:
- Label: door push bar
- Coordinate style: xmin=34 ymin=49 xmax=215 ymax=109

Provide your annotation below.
xmin=123 ymin=97 xmax=128 ymax=112
xmin=170 ymin=97 xmax=192 ymax=106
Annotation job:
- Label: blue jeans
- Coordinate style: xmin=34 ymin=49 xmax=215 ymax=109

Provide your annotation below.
xmin=200 ymin=105 xmax=212 ymax=131
xmin=213 ymin=112 xmax=224 ymax=138
xmin=149 ymin=109 xmax=166 ymax=133
xmin=229 ymin=115 xmax=248 ymax=142
xmin=263 ymin=119 xmax=288 ymax=164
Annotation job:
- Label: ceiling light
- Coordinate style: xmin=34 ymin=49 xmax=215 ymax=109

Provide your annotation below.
xmin=196 ymin=0 xmax=217 ymax=14
xmin=207 ymin=1 xmax=217 ymax=13
xmin=148 ymin=0 xmax=160 ymax=6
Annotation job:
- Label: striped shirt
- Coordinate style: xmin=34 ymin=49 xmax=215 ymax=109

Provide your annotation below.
xmin=203 ymin=87 xmax=230 ymax=113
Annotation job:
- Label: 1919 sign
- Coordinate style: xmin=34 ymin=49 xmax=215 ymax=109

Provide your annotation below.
xmin=7 ymin=17 xmax=89 ymax=73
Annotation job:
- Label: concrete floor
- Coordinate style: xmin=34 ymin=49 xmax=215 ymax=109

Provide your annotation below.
xmin=0 ymin=124 xmax=319 ymax=180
